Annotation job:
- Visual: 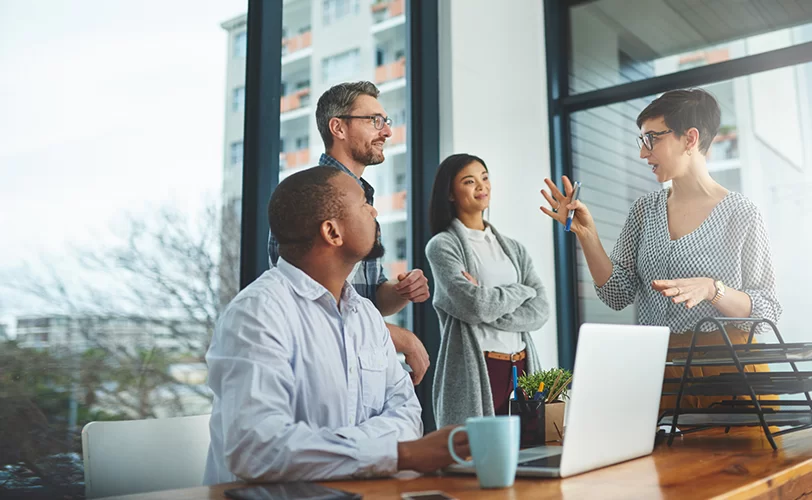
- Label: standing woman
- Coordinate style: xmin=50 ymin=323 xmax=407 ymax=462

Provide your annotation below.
xmin=540 ymin=89 xmax=781 ymax=410
xmin=426 ymin=153 xmax=550 ymax=427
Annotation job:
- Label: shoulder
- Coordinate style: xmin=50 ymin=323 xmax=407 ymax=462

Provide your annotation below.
xmin=724 ymin=192 xmax=761 ymax=218
xmin=426 ymin=230 xmax=461 ymax=256
xmin=224 ymin=270 xmax=289 ymax=316
xmin=633 ymin=189 xmax=665 ymax=211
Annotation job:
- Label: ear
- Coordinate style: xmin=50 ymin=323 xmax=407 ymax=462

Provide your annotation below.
xmin=319 ymin=219 xmax=343 ymax=249
xmin=328 ymin=117 xmax=346 ymax=143
xmin=685 ymin=127 xmax=700 ymax=152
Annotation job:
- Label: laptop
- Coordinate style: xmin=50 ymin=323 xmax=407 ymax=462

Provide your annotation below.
xmin=447 ymin=323 xmax=670 ymax=478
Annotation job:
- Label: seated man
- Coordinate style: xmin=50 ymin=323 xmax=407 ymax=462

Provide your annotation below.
xmin=204 ymin=167 xmax=468 ymax=484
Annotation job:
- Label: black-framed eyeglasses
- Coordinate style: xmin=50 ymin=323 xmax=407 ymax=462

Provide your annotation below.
xmin=336 ymin=114 xmax=393 ymax=130
xmin=636 ymin=129 xmax=673 ymax=151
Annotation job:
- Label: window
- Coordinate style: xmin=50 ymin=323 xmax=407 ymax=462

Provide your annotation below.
xmin=569 ymin=3 xmax=812 ymax=94
xmin=0 ymin=1 xmax=247 ymax=495
xmin=234 ymin=31 xmax=247 ymax=58
xmin=232 ymin=86 xmax=245 ymax=112
xmin=323 ymin=0 xmax=360 ymax=25
xmin=552 ymin=3 xmax=812 ymax=368
xmin=282 ymin=0 xmax=411 ymax=329
xmin=230 ymin=141 xmax=244 ymax=165
xmin=322 ymin=48 xmax=360 ymax=83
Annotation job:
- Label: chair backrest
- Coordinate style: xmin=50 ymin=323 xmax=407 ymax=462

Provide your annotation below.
xmin=81 ymin=414 xmax=211 ymax=499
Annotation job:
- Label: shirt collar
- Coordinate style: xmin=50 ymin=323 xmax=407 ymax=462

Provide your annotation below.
xmin=320 ymin=153 xmax=375 ymax=204
xmin=277 ymin=257 xmax=362 ymax=308
xmin=455 ymin=219 xmax=494 ymax=242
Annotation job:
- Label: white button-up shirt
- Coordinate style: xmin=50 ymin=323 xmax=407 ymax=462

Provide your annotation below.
xmin=203 ymin=258 xmax=423 ymax=485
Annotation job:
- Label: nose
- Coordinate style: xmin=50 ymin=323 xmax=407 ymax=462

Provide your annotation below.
xmin=381 ymin=121 xmax=392 ymax=138
xmin=639 ymin=145 xmax=650 ymax=160
xmin=370 ymin=204 xmax=378 ymax=218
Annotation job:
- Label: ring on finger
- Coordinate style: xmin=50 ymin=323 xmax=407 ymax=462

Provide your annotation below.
xmin=676 ymin=287 xmax=681 ymax=296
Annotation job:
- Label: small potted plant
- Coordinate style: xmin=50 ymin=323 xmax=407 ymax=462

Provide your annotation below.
xmin=517 ymin=368 xmax=572 ymax=442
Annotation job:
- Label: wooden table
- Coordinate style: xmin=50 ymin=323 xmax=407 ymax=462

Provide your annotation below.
xmin=105 ymin=428 xmax=812 ymax=499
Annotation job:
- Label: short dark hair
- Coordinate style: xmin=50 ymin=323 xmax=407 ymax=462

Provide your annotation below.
xmin=268 ymin=167 xmax=345 ymax=261
xmin=316 ymin=81 xmax=380 ymax=150
xmin=428 ymin=153 xmax=488 ymax=235
xmin=636 ymin=88 xmax=721 ymax=155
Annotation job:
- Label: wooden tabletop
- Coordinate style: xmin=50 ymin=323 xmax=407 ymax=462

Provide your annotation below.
xmin=105 ymin=428 xmax=812 ymax=500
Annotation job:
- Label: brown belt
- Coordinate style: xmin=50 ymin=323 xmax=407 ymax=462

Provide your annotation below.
xmin=485 ymin=350 xmax=526 ymax=362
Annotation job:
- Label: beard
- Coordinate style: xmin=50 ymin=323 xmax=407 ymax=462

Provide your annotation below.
xmin=351 ymin=141 xmax=385 ymax=166
xmin=363 ymin=220 xmax=386 ymax=260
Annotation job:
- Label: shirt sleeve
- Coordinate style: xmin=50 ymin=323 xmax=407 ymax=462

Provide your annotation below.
xmin=207 ymin=295 xmax=414 ymax=483
xmin=595 ymin=197 xmax=646 ymax=311
xmin=426 ymin=234 xmax=537 ymax=324
xmin=739 ymin=206 xmax=782 ymax=332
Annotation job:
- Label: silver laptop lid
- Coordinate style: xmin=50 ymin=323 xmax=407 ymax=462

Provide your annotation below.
xmin=559 ymin=323 xmax=670 ymax=478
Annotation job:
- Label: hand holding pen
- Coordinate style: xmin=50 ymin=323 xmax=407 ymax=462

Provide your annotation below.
xmin=539 ymin=175 xmax=596 ymax=238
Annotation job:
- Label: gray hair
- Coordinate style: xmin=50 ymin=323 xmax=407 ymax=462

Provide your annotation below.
xmin=316 ymin=81 xmax=380 ymax=149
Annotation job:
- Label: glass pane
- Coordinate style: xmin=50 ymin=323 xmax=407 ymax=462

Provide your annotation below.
xmin=571 ymin=53 xmax=812 ymax=353
xmin=570 ymin=0 xmax=812 ymax=94
xmin=276 ymin=0 xmax=410 ymax=328
xmin=0 ymin=0 xmax=246 ymax=496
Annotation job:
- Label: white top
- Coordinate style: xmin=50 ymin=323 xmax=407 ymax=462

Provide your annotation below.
xmin=457 ymin=220 xmax=526 ymax=354
xmin=203 ymin=259 xmax=422 ymax=485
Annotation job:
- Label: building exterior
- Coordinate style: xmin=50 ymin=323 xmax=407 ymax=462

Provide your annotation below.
xmin=220 ymin=0 xmax=410 ymax=325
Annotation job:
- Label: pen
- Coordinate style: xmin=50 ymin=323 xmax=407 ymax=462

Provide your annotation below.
xmin=565 ymin=181 xmax=581 ymax=232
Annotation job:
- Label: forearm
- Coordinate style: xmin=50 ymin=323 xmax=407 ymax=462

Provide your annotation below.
xmin=376 ymin=281 xmax=409 ymax=317
xmin=711 ymin=285 xmax=753 ymax=319
xmin=576 ymin=229 xmax=613 ymax=287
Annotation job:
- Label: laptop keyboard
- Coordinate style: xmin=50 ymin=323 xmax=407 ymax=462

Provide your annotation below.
xmin=519 ymin=454 xmax=562 ymax=468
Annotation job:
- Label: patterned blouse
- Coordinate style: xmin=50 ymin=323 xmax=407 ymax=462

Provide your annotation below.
xmin=595 ymin=189 xmax=782 ymax=334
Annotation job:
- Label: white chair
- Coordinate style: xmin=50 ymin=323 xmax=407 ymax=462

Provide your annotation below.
xmin=81 ymin=414 xmax=211 ymax=499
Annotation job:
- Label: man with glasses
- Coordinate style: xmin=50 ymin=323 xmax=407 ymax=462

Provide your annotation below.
xmin=268 ymin=81 xmax=431 ymax=385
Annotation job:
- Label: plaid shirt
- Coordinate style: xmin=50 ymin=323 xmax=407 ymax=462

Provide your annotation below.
xmin=268 ymin=153 xmax=388 ymax=305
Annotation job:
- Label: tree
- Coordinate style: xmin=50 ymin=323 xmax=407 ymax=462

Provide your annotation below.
xmin=0 ymin=199 xmax=240 ymax=495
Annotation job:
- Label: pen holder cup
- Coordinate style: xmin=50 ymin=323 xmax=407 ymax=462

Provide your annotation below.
xmin=509 ymin=399 xmax=546 ymax=448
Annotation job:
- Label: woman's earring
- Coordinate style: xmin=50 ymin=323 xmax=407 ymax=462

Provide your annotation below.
xmin=687 ymin=149 xmax=692 ymax=156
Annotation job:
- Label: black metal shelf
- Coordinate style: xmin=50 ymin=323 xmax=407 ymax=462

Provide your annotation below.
xmin=661 ymin=317 xmax=812 ymax=450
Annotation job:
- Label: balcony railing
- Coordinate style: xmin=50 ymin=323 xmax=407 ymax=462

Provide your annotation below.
xmin=280 ymin=88 xmax=311 ymax=113
xmin=282 ymin=30 xmax=312 ymax=56
xmin=371 ymin=0 xmax=404 ymax=22
xmin=375 ymin=190 xmax=406 ymax=213
xmin=375 ymin=58 xmax=405 ymax=84
xmin=279 ymin=149 xmax=310 ymax=170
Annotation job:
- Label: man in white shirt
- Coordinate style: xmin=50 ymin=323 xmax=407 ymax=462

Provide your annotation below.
xmin=204 ymin=167 xmax=468 ymax=484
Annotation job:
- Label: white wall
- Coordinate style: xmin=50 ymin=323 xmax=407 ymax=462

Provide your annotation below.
xmin=438 ymin=0 xmax=558 ymax=369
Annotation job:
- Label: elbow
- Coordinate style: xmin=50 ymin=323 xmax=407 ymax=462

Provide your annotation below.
xmin=224 ymin=429 xmax=291 ymax=482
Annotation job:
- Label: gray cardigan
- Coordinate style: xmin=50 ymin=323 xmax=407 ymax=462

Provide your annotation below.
xmin=425 ymin=219 xmax=550 ymax=427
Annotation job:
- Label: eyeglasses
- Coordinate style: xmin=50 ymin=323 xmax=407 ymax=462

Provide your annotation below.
xmin=636 ymin=129 xmax=673 ymax=151
xmin=336 ymin=114 xmax=393 ymax=130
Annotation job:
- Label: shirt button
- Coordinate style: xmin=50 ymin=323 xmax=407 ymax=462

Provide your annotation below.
xmin=349 ymin=366 xmax=355 ymax=374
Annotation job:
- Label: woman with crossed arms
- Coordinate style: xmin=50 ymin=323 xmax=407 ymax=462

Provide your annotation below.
xmin=540 ymin=89 xmax=782 ymax=410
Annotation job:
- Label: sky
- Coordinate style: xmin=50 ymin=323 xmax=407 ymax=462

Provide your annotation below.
xmin=0 ymin=0 xmax=246 ymax=318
